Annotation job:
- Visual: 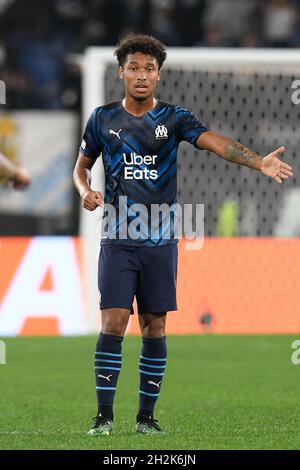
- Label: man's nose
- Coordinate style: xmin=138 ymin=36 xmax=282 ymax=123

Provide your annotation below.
xmin=137 ymin=70 xmax=147 ymax=80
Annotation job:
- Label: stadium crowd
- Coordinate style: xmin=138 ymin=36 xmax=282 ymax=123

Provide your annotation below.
xmin=0 ymin=0 xmax=299 ymax=109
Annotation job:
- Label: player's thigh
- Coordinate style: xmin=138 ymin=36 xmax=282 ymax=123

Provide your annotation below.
xmin=137 ymin=243 xmax=178 ymax=314
xmin=98 ymin=245 xmax=138 ymax=311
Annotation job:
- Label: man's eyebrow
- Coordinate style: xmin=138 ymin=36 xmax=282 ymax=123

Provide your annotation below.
xmin=127 ymin=61 xmax=156 ymax=66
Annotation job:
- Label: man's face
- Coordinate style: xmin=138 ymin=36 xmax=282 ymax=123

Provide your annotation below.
xmin=119 ymin=52 xmax=160 ymax=100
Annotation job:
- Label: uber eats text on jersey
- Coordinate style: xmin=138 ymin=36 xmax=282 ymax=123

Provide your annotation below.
xmin=123 ymin=152 xmax=158 ymax=180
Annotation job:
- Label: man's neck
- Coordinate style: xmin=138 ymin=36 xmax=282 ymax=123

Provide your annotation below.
xmin=122 ymin=95 xmax=157 ymax=117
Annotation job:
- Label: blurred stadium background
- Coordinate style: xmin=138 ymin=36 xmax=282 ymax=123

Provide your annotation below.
xmin=1 ymin=0 xmax=300 ymax=451
xmin=1 ymin=0 xmax=300 ymax=336
xmin=0 ymin=0 xmax=300 ymax=336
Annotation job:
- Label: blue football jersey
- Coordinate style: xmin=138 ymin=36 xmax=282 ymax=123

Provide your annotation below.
xmin=80 ymin=101 xmax=209 ymax=246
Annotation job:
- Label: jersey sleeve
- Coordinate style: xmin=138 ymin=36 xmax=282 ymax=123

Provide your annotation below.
xmin=80 ymin=108 xmax=102 ymax=159
xmin=175 ymin=105 xmax=209 ymax=148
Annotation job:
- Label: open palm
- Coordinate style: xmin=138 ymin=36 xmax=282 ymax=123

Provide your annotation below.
xmin=261 ymin=146 xmax=293 ymax=184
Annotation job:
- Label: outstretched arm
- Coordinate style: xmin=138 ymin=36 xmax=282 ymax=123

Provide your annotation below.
xmin=197 ymin=131 xmax=293 ymax=184
xmin=73 ymin=152 xmax=104 ymax=210
xmin=0 ymin=152 xmax=31 ymax=189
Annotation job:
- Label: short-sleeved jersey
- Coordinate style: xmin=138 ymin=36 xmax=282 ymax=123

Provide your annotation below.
xmin=80 ymin=101 xmax=209 ymax=246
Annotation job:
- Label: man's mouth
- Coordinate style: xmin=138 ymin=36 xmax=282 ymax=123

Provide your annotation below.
xmin=135 ymin=83 xmax=148 ymax=91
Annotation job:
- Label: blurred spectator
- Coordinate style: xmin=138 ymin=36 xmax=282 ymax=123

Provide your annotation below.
xmin=291 ymin=2 xmax=300 ymax=46
xmin=241 ymin=31 xmax=261 ymax=48
xmin=200 ymin=0 xmax=261 ymax=47
xmin=54 ymin=0 xmax=85 ymax=49
xmin=124 ymin=0 xmax=148 ymax=33
xmin=263 ymin=0 xmax=297 ymax=47
xmin=146 ymin=0 xmax=182 ymax=46
xmin=73 ymin=1 xmax=106 ymax=52
xmin=0 ymin=0 xmax=299 ymax=111
xmin=1 ymin=0 xmax=66 ymax=108
xmin=177 ymin=0 xmax=206 ymax=46
xmin=195 ymin=23 xmax=225 ymax=47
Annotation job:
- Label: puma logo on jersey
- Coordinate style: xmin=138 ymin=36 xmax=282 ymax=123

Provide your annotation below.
xmin=147 ymin=380 xmax=162 ymax=389
xmin=109 ymin=129 xmax=122 ymax=139
xmin=98 ymin=373 xmax=112 ymax=382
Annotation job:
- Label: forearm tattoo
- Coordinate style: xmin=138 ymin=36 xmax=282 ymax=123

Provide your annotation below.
xmin=224 ymin=140 xmax=262 ymax=170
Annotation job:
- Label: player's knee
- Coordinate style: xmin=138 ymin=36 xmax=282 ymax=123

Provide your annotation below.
xmin=102 ymin=323 xmax=126 ymax=336
xmin=140 ymin=313 xmax=166 ymax=338
xmin=141 ymin=323 xmax=165 ymax=338
xmin=101 ymin=308 xmax=130 ymax=336
xmin=101 ymin=317 xmax=127 ymax=336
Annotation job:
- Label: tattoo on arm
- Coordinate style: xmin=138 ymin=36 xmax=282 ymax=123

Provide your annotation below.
xmin=224 ymin=140 xmax=262 ymax=170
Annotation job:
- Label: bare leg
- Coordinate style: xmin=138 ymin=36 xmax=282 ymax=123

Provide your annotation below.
xmin=101 ymin=307 xmax=131 ymax=336
xmin=138 ymin=312 xmax=167 ymax=338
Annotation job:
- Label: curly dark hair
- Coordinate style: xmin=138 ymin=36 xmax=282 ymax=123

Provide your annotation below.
xmin=114 ymin=34 xmax=167 ymax=70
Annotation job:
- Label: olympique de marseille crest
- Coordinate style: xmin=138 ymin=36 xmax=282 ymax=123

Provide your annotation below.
xmin=155 ymin=124 xmax=168 ymax=139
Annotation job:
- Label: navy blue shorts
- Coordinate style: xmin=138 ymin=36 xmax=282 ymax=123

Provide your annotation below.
xmin=98 ymin=244 xmax=178 ymax=314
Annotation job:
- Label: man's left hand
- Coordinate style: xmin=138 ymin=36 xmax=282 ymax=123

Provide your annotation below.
xmin=261 ymin=146 xmax=294 ymax=184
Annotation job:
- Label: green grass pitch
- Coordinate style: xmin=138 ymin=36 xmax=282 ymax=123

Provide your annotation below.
xmin=0 ymin=335 xmax=299 ymax=450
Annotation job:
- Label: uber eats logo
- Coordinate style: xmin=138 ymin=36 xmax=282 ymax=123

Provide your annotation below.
xmin=123 ymin=152 xmax=158 ymax=180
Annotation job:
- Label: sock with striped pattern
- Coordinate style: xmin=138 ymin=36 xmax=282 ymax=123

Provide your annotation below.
xmin=138 ymin=336 xmax=167 ymax=416
xmin=94 ymin=332 xmax=123 ymax=420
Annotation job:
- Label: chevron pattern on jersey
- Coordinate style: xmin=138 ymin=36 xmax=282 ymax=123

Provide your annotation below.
xmin=81 ymin=101 xmax=208 ymax=246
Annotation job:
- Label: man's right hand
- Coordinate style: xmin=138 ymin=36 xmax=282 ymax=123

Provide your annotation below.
xmin=11 ymin=167 xmax=31 ymax=189
xmin=81 ymin=189 xmax=104 ymax=211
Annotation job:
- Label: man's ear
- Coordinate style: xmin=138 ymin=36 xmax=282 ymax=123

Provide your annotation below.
xmin=119 ymin=66 xmax=124 ymax=80
xmin=157 ymin=70 xmax=161 ymax=82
